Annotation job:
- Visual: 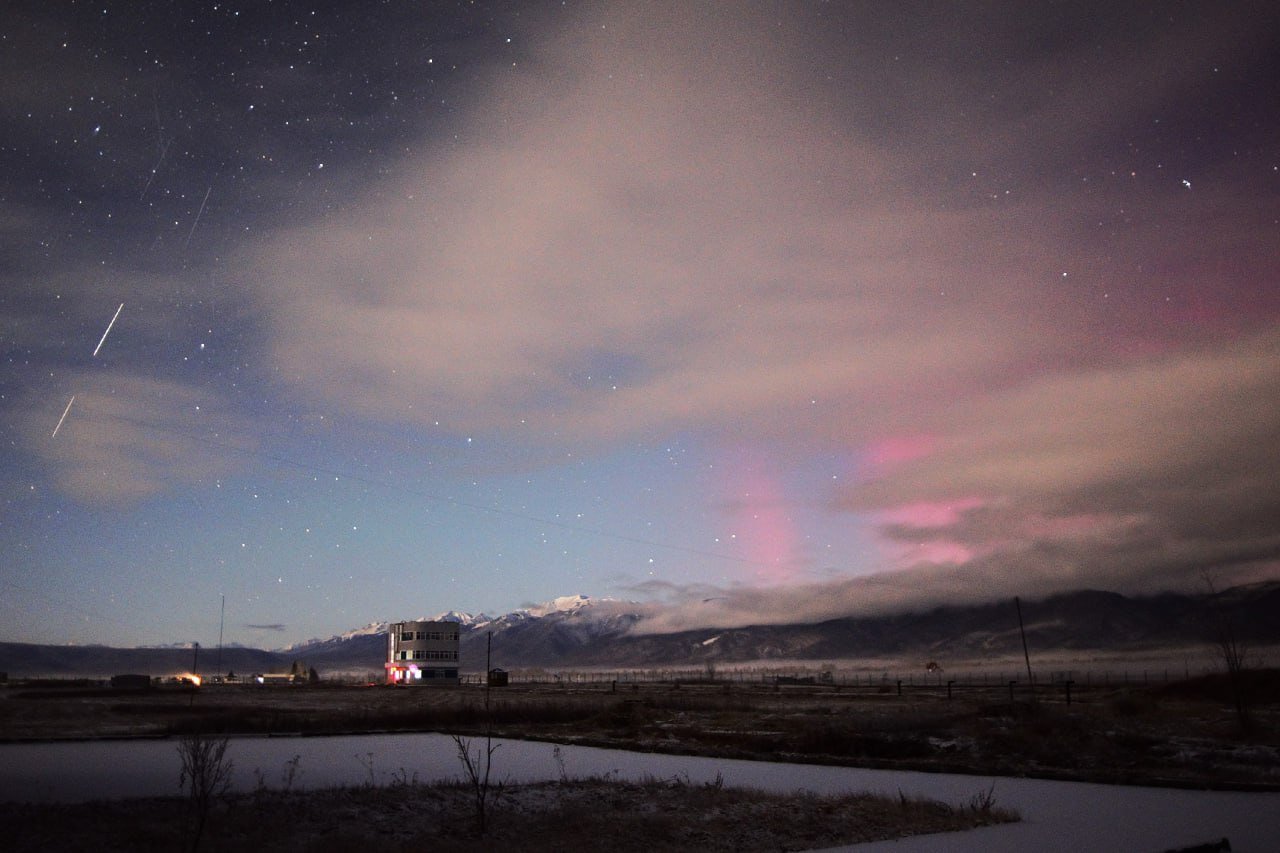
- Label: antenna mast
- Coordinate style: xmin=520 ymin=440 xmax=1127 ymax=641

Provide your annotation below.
xmin=215 ymin=593 xmax=225 ymax=677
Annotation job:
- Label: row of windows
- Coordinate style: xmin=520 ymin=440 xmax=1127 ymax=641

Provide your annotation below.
xmin=396 ymin=650 xmax=458 ymax=661
xmin=399 ymin=631 xmax=459 ymax=642
xmin=391 ymin=667 xmax=459 ymax=681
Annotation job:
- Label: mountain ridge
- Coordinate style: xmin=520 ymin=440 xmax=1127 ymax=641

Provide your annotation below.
xmin=2 ymin=583 xmax=1277 ymax=678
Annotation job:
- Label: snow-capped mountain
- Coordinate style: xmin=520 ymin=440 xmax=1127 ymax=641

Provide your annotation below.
xmin=283 ymin=608 xmax=500 ymax=652
xmin=287 ymin=583 xmax=1280 ymax=671
xmin=4 ymin=583 xmax=1280 ymax=677
xmin=431 ymin=610 xmax=492 ymax=627
xmin=282 ymin=595 xmax=630 ymax=656
xmin=526 ymin=593 xmax=594 ymax=617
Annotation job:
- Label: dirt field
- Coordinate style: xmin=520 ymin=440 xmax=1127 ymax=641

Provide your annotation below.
xmin=3 ymin=670 xmax=1277 ymax=790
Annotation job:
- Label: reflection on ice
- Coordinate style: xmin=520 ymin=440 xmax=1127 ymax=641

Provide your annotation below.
xmin=1 ymin=733 xmax=1277 ymax=852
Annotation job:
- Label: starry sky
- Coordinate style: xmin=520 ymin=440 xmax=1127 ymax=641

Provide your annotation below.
xmin=3 ymin=1 xmax=1279 ymax=649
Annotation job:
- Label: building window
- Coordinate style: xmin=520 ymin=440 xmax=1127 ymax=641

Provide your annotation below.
xmin=400 ymin=631 xmax=414 ymax=642
xmin=445 ymin=669 xmax=458 ymax=679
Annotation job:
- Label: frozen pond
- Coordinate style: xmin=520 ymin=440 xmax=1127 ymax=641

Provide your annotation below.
xmin=1 ymin=733 xmax=1276 ymax=852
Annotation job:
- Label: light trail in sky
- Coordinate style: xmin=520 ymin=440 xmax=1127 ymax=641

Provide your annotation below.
xmin=93 ymin=302 xmax=124 ymax=357
xmin=184 ymin=186 xmax=212 ymax=248
xmin=51 ymin=395 xmax=75 ymax=438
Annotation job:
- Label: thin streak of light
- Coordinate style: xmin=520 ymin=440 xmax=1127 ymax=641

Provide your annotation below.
xmin=93 ymin=302 xmax=124 ymax=357
xmin=140 ymin=90 xmax=168 ymax=200
xmin=51 ymin=395 xmax=75 ymax=438
xmin=139 ymin=137 xmax=170 ymax=200
xmin=185 ymin=186 xmax=212 ymax=248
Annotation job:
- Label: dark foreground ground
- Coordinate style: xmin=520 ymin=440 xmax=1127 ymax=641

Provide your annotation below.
xmin=2 ymin=669 xmax=1278 ymax=789
xmin=0 ymin=773 xmax=1016 ymax=852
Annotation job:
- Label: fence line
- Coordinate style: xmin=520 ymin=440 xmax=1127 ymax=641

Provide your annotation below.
xmin=465 ymin=664 xmax=1214 ymax=693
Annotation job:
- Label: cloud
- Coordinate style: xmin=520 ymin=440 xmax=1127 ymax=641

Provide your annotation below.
xmin=249 ymin=5 xmax=1044 ymax=446
xmin=620 ymin=561 xmax=1082 ymax=635
xmin=249 ymin=5 xmax=1277 ymax=449
xmin=834 ymin=329 xmax=1280 ymax=608
xmin=245 ymin=623 xmax=287 ymax=633
xmin=615 ymin=329 xmax=1280 ymax=631
xmin=18 ymin=373 xmax=258 ymax=504
xmin=238 ymin=3 xmax=1280 ymax=623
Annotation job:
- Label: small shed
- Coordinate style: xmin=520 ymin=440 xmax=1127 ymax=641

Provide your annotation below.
xmin=487 ymin=668 xmax=509 ymax=687
xmin=110 ymin=674 xmax=152 ymax=690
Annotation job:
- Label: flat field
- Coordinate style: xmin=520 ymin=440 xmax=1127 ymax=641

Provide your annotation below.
xmin=3 ymin=669 xmax=1277 ymax=790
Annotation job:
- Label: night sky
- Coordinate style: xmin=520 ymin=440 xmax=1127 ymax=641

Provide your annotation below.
xmin=3 ymin=2 xmax=1278 ymax=649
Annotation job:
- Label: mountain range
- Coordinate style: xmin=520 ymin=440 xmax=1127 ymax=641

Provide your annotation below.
xmin=2 ymin=583 xmax=1277 ymax=679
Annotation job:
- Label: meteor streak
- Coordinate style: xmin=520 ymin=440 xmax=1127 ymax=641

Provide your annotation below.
xmin=184 ymin=186 xmax=212 ymax=248
xmin=51 ymin=395 xmax=75 ymax=438
xmin=93 ymin=302 xmax=124 ymax=357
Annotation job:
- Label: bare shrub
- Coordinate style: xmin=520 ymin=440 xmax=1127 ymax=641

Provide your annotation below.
xmin=176 ymin=731 xmax=233 ymax=852
xmin=281 ymin=754 xmax=301 ymax=791
xmin=453 ymin=733 xmax=501 ymax=835
xmin=967 ymin=782 xmax=998 ymax=816
xmin=551 ymin=744 xmax=568 ymax=783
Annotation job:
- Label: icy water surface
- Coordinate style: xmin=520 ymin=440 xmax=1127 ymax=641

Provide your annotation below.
xmin=1 ymin=733 xmax=1276 ymax=852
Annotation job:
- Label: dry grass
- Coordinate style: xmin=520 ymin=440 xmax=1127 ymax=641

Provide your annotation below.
xmin=0 ymin=776 xmax=1017 ymax=852
xmin=3 ymin=673 xmax=1277 ymax=789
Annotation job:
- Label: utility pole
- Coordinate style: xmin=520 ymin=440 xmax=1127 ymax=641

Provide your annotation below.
xmin=1015 ymin=597 xmax=1034 ymax=689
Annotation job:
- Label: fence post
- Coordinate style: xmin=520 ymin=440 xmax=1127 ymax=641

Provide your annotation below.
xmin=947 ymin=680 xmax=954 ymax=701
xmin=1008 ymin=680 xmax=1017 ymax=704
xmin=896 ymin=679 xmax=902 ymax=696
xmin=1064 ymin=680 xmax=1074 ymax=706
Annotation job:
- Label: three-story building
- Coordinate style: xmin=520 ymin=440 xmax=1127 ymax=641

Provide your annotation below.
xmin=385 ymin=620 xmax=460 ymax=684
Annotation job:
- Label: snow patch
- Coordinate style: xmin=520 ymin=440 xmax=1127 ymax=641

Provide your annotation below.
xmin=527 ymin=594 xmax=594 ymax=617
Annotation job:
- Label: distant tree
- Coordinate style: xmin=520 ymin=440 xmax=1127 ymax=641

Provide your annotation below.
xmin=1202 ymin=573 xmax=1251 ymax=732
